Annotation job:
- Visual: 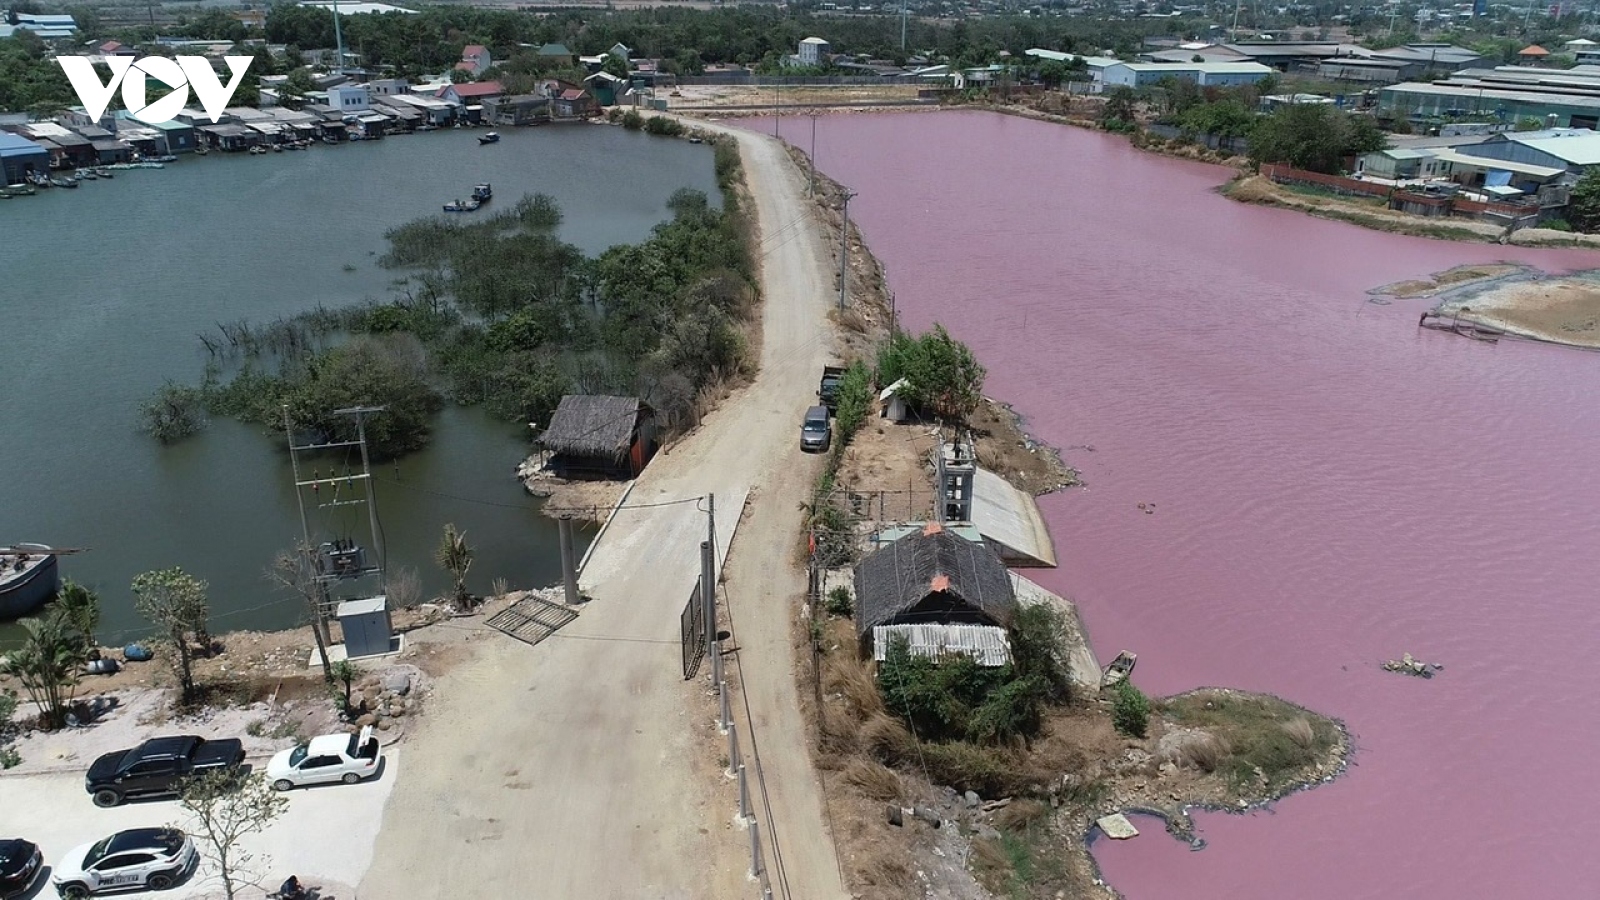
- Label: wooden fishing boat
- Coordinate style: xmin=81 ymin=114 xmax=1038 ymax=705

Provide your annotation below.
xmin=1100 ymin=650 xmax=1137 ymax=689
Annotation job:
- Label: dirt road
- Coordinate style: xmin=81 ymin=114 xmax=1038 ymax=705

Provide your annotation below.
xmin=363 ymin=124 xmax=847 ymax=898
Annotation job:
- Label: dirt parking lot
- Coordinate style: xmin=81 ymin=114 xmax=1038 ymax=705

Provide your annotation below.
xmin=0 ymin=706 xmax=399 ymax=900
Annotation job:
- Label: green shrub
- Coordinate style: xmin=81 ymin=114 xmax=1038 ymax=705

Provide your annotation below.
xmin=878 ymin=637 xmax=1005 ymax=741
xmin=1111 ymin=681 xmax=1151 ymax=737
xmin=832 ymin=361 xmax=872 ymax=444
xmin=968 ymin=674 xmax=1048 ymax=744
xmin=825 ymin=586 xmax=853 ymax=618
xmin=643 ymin=116 xmax=685 ymax=136
xmin=1543 ymin=218 xmax=1573 ymax=232
xmin=621 ymin=109 xmax=644 ymax=130
xmin=1009 ymin=604 xmax=1072 ymax=702
xmin=874 ymin=325 xmax=985 ymax=421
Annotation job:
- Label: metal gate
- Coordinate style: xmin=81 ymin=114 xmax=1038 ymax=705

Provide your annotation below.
xmin=681 ymin=583 xmax=706 ymax=679
xmin=487 ymin=596 xmax=579 ymax=647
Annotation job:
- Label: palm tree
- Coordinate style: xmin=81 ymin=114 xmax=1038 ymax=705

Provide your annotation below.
xmin=436 ymin=524 xmax=474 ymax=611
xmin=0 ymin=609 xmax=88 ymax=728
xmin=54 ymin=580 xmax=101 ymax=657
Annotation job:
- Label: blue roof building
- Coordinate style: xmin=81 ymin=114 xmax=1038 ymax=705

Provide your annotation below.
xmin=0 ymin=132 xmax=49 ymax=185
xmin=0 ymin=12 xmax=78 ymax=39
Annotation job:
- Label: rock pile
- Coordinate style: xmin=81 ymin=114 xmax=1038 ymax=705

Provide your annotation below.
xmin=1382 ymin=653 xmax=1441 ymax=678
xmin=346 ymin=665 xmax=424 ymax=732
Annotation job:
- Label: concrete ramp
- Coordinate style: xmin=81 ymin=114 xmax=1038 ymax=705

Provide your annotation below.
xmin=1011 ymin=573 xmax=1102 ymax=695
xmin=971 ymin=467 xmax=1057 ymax=568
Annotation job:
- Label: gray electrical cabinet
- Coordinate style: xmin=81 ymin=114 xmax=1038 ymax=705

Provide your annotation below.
xmin=337 ymin=596 xmax=393 ymax=659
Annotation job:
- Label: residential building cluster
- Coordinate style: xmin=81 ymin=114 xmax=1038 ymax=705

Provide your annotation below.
xmin=0 ymin=38 xmax=635 ymax=182
xmin=1355 ymin=126 xmax=1600 ymax=209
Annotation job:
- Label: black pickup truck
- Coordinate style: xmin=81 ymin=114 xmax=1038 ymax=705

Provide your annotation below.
xmin=817 ymin=365 xmax=847 ymax=411
xmin=86 ymin=735 xmax=246 ymax=807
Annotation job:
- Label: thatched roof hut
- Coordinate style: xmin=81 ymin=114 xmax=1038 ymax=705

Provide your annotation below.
xmin=853 ymin=522 xmax=1017 ymax=648
xmin=539 ymin=395 xmax=656 ymax=477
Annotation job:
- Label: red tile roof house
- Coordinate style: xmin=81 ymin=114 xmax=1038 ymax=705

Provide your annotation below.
xmin=553 ymin=88 xmax=594 ymax=119
xmin=458 ymin=44 xmax=492 ymax=77
xmin=438 ymin=81 xmax=505 ymax=105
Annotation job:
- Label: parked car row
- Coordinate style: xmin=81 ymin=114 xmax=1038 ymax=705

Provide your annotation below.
xmin=801 ymin=364 xmax=847 ymax=453
xmin=0 ymin=828 xmax=197 ymax=899
xmin=1 ymin=727 xmax=382 ymax=898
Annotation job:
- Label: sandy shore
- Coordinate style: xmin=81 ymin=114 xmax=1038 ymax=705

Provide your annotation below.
xmin=1382 ymin=265 xmax=1600 ymax=350
xmin=1436 ymin=274 xmax=1600 ymax=349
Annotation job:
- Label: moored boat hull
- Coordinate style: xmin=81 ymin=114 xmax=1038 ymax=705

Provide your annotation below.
xmin=0 ymin=546 xmax=59 ymax=620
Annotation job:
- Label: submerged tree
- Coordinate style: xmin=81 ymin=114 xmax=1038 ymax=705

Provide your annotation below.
xmin=139 ymin=381 xmax=209 ymax=444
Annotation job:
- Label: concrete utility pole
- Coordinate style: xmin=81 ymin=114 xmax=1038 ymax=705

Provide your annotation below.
xmin=809 ymin=113 xmax=818 ymax=196
xmin=838 ymin=190 xmax=855 ymax=311
xmin=901 ymin=0 xmax=908 ymax=52
xmin=773 ymin=83 xmax=780 ymax=136
xmin=703 ymin=493 xmax=717 ymax=665
xmin=336 ymin=405 xmax=387 ymax=584
xmin=331 ymin=0 xmax=346 ymax=75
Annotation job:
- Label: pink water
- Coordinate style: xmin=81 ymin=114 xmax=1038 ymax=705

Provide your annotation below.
xmin=781 ymin=109 xmax=1600 ymax=898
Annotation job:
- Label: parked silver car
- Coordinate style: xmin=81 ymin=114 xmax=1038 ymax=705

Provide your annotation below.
xmin=800 ymin=406 xmax=832 ymax=453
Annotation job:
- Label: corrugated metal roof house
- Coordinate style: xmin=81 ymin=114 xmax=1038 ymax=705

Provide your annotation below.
xmin=0 ymin=132 xmax=49 ymax=184
xmin=853 ymin=522 xmax=1017 ymax=661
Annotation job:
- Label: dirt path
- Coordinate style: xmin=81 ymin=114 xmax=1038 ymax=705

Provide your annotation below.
xmin=362 ymin=123 xmax=845 ymax=898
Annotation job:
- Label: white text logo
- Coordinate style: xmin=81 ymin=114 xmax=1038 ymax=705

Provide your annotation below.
xmin=56 ymin=56 xmax=253 ymax=125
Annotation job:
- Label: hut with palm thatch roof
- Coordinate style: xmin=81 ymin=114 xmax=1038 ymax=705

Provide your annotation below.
xmin=537 ymin=394 xmax=657 ymax=478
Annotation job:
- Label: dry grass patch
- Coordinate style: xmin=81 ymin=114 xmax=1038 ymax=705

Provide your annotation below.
xmin=842 ymin=758 xmax=905 ymax=802
xmin=1282 ymin=716 xmax=1316 ymax=749
xmin=993 ymin=798 xmax=1050 ymax=832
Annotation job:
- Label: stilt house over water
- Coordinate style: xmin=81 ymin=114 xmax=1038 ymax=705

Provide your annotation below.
xmin=537 ymin=394 xmax=657 ymax=478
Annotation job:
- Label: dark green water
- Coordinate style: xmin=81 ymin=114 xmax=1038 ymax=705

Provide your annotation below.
xmin=0 ymin=124 xmax=718 ymax=644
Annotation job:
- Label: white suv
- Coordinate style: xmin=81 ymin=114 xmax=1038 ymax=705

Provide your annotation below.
xmin=52 ymin=828 xmax=197 ymax=898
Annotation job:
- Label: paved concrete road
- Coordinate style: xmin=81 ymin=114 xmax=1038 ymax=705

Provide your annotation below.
xmin=0 ymin=751 xmax=398 ymax=899
xmin=363 ymin=123 xmax=847 ymax=900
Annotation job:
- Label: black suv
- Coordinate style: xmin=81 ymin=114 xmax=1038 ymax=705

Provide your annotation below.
xmin=0 ymin=838 xmax=43 ymax=899
xmin=85 ymin=735 xmax=245 ymax=807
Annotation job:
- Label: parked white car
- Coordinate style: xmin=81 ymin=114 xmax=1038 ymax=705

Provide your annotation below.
xmin=266 ymin=726 xmax=380 ymax=790
xmin=52 ymin=828 xmax=198 ymax=898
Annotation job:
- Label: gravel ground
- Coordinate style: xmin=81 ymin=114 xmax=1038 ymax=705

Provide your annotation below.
xmin=3 ymin=690 xmax=299 ymax=776
xmin=0 ymin=761 xmax=395 ymax=900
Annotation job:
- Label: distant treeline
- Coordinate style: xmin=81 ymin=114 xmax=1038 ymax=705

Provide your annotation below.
xmin=142 ymin=137 xmax=758 ymax=458
xmin=0 ymin=4 xmax=1203 ymax=114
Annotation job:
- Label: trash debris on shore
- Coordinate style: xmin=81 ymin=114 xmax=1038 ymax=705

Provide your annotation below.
xmin=1382 ymin=652 xmax=1442 ymax=678
xmin=1096 ymin=813 xmax=1139 ymax=840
